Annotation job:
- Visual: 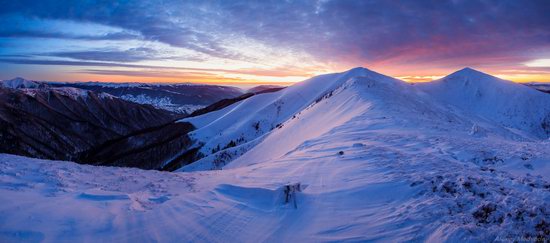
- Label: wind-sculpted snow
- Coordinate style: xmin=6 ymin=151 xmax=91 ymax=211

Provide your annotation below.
xmin=0 ymin=67 xmax=549 ymax=241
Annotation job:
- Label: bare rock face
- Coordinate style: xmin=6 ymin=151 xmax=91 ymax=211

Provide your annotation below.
xmin=0 ymin=87 xmax=180 ymax=164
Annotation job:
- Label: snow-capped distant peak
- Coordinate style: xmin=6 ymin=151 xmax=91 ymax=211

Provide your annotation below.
xmin=340 ymin=67 xmax=374 ymax=78
xmin=418 ymin=67 xmax=550 ymax=139
xmin=1 ymin=77 xmax=45 ymax=89
xmin=338 ymin=67 xmax=402 ymax=86
xmin=347 ymin=66 xmax=373 ymax=73
xmin=441 ymin=67 xmax=501 ymax=84
xmin=454 ymin=67 xmax=478 ymax=74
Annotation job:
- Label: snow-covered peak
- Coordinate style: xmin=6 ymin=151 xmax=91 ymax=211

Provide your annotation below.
xmin=439 ymin=67 xmax=507 ymax=86
xmin=449 ymin=67 xmax=484 ymax=76
xmin=432 ymin=67 xmax=543 ymax=94
xmin=1 ymin=77 xmax=45 ymax=89
xmin=346 ymin=66 xmax=372 ymax=74
xmin=418 ymin=68 xmax=550 ymax=139
xmin=341 ymin=67 xmax=402 ymax=85
xmin=340 ymin=67 xmax=379 ymax=79
xmin=292 ymin=67 xmax=400 ymax=94
xmin=426 ymin=67 xmax=543 ymax=99
xmin=10 ymin=77 xmax=26 ymax=82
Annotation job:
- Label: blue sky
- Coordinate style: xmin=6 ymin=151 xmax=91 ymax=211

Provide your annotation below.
xmin=1 ymin=0 xmax=549 ymax=84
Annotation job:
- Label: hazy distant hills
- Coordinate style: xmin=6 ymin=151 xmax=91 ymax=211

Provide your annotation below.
xmin=48 ymin=81 xmax=244 ymax=114
xmin=524 ymin=82 xmax=550 ymax=94
xmin=1 ymin=77 xmax=245 ymax=114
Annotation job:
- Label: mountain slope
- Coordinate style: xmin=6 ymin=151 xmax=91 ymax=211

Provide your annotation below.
xmin=180 ymin=68 xmax=397 ymax=170
xmin=81 ymin=85 xmax=285 ymax=171
xmin=180 ymin=67 xmax=550 ymax=171
xmin=0 ymin=87 xmax=178 ymax=163
xmin=417 ymin=68 xmax=550 ymax=139
xmin=0 ymin=68 xmax=548 ymax=242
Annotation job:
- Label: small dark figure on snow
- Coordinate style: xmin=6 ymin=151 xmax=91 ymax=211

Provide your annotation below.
xmin=283 ymin=183 xmax=302 ymax=209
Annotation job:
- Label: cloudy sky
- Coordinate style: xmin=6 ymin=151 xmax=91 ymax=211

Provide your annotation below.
xmin=1 ymin=0 xmax=549 ymax=85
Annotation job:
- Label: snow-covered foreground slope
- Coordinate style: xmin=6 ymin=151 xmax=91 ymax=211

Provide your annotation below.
xmin=1 ymin=67 xmax=549 ymax=242
xmin=1 ymin=127 xmax=548 ymax=241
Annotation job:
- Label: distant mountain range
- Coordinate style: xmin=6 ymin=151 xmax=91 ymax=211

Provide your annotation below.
xmin=524 ymin=82 xmax=550 ymax=94
xmin=247 ymin=85 xmax=285 ymax=94
xmin=1 ymin=78 xmax=245 ymax=114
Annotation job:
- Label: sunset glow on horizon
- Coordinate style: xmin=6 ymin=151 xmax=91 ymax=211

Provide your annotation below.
xmin=1 ymin=0 xmax=549 ymax=86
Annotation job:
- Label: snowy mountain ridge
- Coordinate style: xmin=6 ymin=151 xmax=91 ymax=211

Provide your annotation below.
xmin=180 ymin=67 xmax=550 ymax=171
xmin=0 ymin=77 xmax=46 ymax=89
xmin=418 ymin=68 xmax=550 ymax=139
xmin=0 ymin=67 xmax=549 ymax=242
xmin=179 ymin=67 xmax=386 ymax=170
